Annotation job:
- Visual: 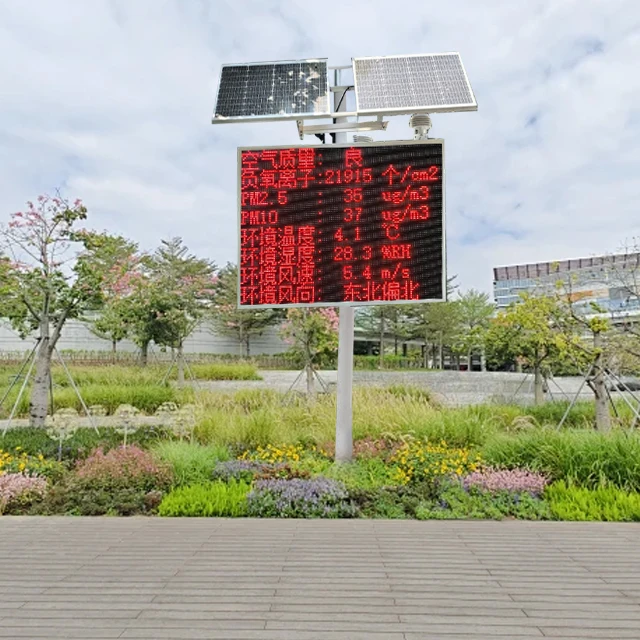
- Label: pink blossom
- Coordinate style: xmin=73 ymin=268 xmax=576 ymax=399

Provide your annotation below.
xmin=463 ymin=468 xmax=549 ymax=496
xmin=0 ymin=474 xmax=47 ymax=513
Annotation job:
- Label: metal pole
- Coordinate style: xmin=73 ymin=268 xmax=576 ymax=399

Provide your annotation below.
xmin=334 ymin=69 xmax=354 ymax=462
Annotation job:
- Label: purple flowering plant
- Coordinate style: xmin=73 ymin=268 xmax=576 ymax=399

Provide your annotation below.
xmin=213 ymin=460 xmax=310 ymax=483
xmin=247 ymin=478 xmax=357 ymax=518
xmin=212 ymin=460 xmax=269 ymax=483
xmin=462 ymin=468 xmax=549 ymax=497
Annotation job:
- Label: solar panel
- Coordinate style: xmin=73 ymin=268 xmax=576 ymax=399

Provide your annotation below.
xmin=213 ymin=59 xmax=330 ymax=123
xmin=353 ymin=53 xmax=477 ymax=115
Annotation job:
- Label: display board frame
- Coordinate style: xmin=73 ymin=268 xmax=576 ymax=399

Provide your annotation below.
xmin=237 ymin=138 xmax=446 ymax=308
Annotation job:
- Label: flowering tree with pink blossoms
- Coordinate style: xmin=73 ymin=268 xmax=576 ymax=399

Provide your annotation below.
xmin=0 ymin=195 xmax=129 ymax=426
xmin=280 ymin=308 xmax=339 ymax=396
xmin=94 ymin=238 xmax=217 ymax=380
xmin=74 ymin=231 xmax=140 ymax=361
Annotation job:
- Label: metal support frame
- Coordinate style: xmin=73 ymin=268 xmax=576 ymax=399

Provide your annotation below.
xmin=556 ymin=365 xmax=594 ymax=430
xmin=0 ymin=340 xmax=40 ymax=415
xmin=282 ymin=366 xmax=329 ymax=404
xmin=556 ymin=365 xmax=640 ymax=430
xmin=1 ymin=342 xmax=98 ymax=435
xmin=53 ymin=347 xmax=98 ymax=433
xmin=2 ymin=346 xmax=39 ymax=434
xmin=603 ymin=370 xmax=640 ymax=424
xmin=333 ymin=69 xmax=355 ymax=463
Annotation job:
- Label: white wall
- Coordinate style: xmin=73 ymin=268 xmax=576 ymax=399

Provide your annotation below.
xmin=0 ymin=319 xmax=289 ymax=356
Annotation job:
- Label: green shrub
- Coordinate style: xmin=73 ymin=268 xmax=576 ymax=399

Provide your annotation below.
xmin=351 ymin=483 xmax=439 ymax=519
xmin=386 ymin=384 xmax=435 ymax=404
xmin=415 ymin=484 xmax=551 ymax=520
xmin=354 ymin=355 xmax=421 ymax=370
xmin=0 ymin=426 xmax=170 ymax=461
xmin=545 ymin=481 xmax=640 ymax=521
xmin=0 ymin=383 xmax=193 ymax=417
xmin=152 ymin=441 xmax=230 ymax=487
xmin=158 ymin=481 xmax=250 ymax=517
xmin=51 ymin=366 xmax=163 ymax=388
xmin=35 ymin=446 xmax=172 ymax=516
xmin=322 ymin=457 xmax=405 ymax=490
xmin=525 ymin=401 xmax=595 ymax=429
xmin=183 ymin=363 xmax=260 ymax=381
xmin=35 ymin=477 xmax=164 ymax=516
xmin=482 ymin=430 xmax=640 ymax=490
xmin=54 ymin=385 xmax=194 ymax=415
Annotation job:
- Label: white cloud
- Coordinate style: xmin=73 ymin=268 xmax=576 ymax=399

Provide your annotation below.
xmin=1 ymin=0 xmax=639 ymax=297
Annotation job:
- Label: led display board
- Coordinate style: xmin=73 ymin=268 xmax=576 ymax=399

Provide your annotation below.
xmin=238 ymin=140 xmax=445 ymax=307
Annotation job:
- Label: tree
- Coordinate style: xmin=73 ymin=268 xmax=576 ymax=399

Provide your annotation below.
xmin=74 ymin=231 xmax=139 ymax=361
xmin=145 ymin=238 xmax=217 ymax=384
xmin=456 ymin=289 xmax=495 ymax=371
xmin=485 ymin=294 xmax=579 ymax=405
xmin=408 ymin=302 xmax=461 ymax=369
xmin=211 ymin=263 xmax=281 ymax=357
xmin=280 ymin=308 xmax=339 ymax=397
xmin=407 ymin=276 xmax=460 ymax=369
xmin=90 ymin=300 xmax=131 ymax=361
xmin=554 ymin=280 xmax=616 ymax=432
xmin=0 ymin=195 xmax=121 ymax=426
xmin=606 ymin=241 xmax=640 ymax=371
xmin=356 ymin=305 xmax=412 ymax=368
xmin=103 ymin=238 xmax=216 ymax=378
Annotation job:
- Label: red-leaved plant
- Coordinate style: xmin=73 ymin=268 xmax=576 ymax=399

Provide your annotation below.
xmin=75 ymin=446 xmax=172 ymax=493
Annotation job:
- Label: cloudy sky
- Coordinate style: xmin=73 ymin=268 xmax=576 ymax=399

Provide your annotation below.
xmin=1 ymin=0 xmax=639 ymax=295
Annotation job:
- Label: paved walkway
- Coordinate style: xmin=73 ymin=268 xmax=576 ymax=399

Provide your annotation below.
xmin=1 ymin=518 xmax=639 ymax=639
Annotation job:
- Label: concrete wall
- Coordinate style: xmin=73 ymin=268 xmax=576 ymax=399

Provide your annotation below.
xmin=0 ymin=319 xmax=289 ymax=356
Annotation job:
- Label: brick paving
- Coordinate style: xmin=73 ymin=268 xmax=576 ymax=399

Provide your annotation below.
xmin=0 ymin=518 xmax=639 ymax=639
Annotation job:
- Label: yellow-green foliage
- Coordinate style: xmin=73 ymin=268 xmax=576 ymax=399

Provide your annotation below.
xmin=546 ymin=481 xmax=640 ymax=521
xmin=158 ymin=481 xmax=250 ymax=517
xmin=195 ymin=387 xmax=450 ymax=447
xmin=151 ymin=441 xmax=230 ymax=487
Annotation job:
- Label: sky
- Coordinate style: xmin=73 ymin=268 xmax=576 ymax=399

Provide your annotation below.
xmin=1 ymin=0 xmax=639 ymax=296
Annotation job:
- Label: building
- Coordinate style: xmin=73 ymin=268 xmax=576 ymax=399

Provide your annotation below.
xmin=493 ymin=252 xmax=640 ymax=320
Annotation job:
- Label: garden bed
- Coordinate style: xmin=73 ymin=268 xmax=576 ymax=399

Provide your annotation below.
xmin=2 ymin=384 xmax=640 ymax=521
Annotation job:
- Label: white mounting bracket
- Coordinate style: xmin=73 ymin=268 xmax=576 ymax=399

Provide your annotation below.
xmin=296 ymin=116 xmax=388 ymax=140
